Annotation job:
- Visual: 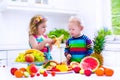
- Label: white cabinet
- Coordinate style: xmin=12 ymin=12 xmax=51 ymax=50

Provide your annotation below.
xmin=0 ymin=51 xmax=7 ymax=66
xmin=51 ymin=44 xmax=66 ymax=63
xmin=0 ymin=48 xmax=66 ymax=67
xmin=0 ymin=51 xmax=6 ymax=59
xmin=0 ymin=49 xmax=27 ymax=67
xmin=102 ymin=36 xmax=120 ymax=67
xmin=0 ymin=0 xmax=78 ymax=15
xmin=7 ymin=50 xmax=26 ymax=66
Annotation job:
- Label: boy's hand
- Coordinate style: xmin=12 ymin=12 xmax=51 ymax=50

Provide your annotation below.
xmin=66 ymin=54 xmax=71 ymax=60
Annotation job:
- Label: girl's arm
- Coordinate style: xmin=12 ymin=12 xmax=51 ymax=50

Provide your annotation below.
xmin=46 ymin=36 xmax=56 ymax=51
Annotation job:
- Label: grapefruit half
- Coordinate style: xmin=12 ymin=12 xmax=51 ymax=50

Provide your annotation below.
xmin=80 ymin=56 xmax=100 ymax=72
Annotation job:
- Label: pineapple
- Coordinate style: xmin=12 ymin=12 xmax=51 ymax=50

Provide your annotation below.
xmin=91 ymin=28 xmax=111 ymax=66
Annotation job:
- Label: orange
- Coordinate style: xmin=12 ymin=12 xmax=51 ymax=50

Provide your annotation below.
xmin=104 ymin=68 xmax=114 ymax=76
xmin=14 ymin=70 xmax=24 ymax=78
xmin=95 ymin=68 xmax=104 ymax=76
xmin=19 ymin=67 xmax=26 ymax=72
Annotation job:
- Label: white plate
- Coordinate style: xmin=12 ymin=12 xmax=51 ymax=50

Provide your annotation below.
xmin=47 ymin=70 xmax=74 ymax=74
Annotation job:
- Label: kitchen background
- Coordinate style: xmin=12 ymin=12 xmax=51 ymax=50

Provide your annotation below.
xmin=0 ymin=0 xmax=115 ymax=67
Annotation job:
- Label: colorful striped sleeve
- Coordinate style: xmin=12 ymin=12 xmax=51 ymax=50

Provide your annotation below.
xmin=86 ymin=37 xmax=93 ymax=55
xmin=64 ymin=40 xmax=70 ymax=57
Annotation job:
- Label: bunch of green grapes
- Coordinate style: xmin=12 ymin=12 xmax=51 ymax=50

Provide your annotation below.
xmin=15 ymin=53 xmax=25 ymax=62
xmin=32 ymin=51 xmax=45 ymax=62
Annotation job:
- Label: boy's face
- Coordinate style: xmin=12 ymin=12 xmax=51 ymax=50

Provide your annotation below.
xmin=68 ymin=22 xmax=83 ymax=38
xmin=37 ymin=22 xmax=47 ymax=35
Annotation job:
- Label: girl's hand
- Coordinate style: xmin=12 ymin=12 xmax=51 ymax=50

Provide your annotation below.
xmin=66 ymin=54 xmax=71 ymax=60
xmin=44 ymin=38 xmax=53 ymax=43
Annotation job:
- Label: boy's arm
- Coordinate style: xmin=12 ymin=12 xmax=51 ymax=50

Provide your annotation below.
xmin=64 ymin=41 xmax=70 ymax=57
xmin=86 ymin=38 xmax=93 ymax=55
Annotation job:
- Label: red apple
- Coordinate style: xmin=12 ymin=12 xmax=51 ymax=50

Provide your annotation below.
xmin=29 ymin=64 xmax=38 ymax=73
xmin=25 ymin=54 xmax=34 ymax=62
xmin=10 ymin=67 xmax=18 ymax=75
xmin=72 ymin=66 xmax=81 ymax=73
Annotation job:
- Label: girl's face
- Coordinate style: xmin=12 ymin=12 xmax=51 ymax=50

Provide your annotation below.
xmin=68 ymin=22 xmax=83 ymax=38
xmin=37 ymin=22 xmax=47 ymax=35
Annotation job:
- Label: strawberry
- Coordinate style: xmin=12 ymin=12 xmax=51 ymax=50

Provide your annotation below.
xmin=30 ymin=73 xmax=35 ymax=77
xmin=36 ymin=73 xmax=40 ymax=76
xmin=52 ymin=67 xmax=60 ymax=72
xmin=51 ymin=71 xmax=56 ymax=76
xmin=84 ymin=69 xmax=92 ymax=76
xmin=72 ymin=66 xmax=81 ymax=73
xmin=43 ymin=71 xmax=48 ymax=77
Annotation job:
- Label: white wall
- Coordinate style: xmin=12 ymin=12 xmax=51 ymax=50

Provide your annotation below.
xmin=0 ymin=10 xmax=71 ymax=46
xmin=0 ymin=0 xmax=112 ymax=46
xmin=76 ymin=0 xmax=98 ymax=39
xmin=76 ymin=0 xmax=112 ymax=39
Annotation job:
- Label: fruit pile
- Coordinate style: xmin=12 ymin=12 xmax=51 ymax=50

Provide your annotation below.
xmin=43 ymin=60 xmax=71 ymax=72
xmin=95 ymin=66 xmax=114 ymax=76
xmin=11 ymin=56 xmax=114 ymax=78
xmin=70 ymin=56 xmax=114 ymax=77
xmin=15 ymin=49 xmax=45 ymax=62
xmin=10 ymin=64 xmax=56 ymax=78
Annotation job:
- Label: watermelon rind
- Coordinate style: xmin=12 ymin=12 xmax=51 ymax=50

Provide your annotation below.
xmin=70 ymin=61 xmax=80 ymax=68
xmin=80 ymin=56 xmax=100 ymax=72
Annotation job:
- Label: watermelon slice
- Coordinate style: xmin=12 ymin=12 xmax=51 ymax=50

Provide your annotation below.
xmin=80 ymin=56 xmax=100 ymax=72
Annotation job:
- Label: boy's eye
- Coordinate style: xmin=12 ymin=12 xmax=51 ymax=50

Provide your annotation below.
xmin=69 ymin=28 xmax=75 ymax=30
xmin=42 ymin=26 xmax=46 ymax=28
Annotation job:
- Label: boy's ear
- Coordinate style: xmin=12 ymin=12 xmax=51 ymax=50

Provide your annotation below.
xmin=80 ymin=26 xmax=84 ymax=31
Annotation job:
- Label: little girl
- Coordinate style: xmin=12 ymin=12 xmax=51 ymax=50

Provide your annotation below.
xmin=29 ymin=15 xmax=54 ymax=60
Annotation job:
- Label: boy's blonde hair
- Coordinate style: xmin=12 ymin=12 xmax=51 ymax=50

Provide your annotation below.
xmin=29 ymin=15 xmax=47 ymax=35
xmin=69 ymin=16 xmax=82 ymax=27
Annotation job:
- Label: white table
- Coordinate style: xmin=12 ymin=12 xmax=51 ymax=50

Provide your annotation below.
xmin=0 ymin=66 xmax=120 ymax=80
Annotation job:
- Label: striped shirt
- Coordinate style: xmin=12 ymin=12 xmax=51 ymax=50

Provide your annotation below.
xmin=64 ymin=34 xmax=93 ymax=63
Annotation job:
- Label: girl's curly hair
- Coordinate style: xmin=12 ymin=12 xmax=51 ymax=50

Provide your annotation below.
xmin=29 ymin=15 xmax=47 ymax=35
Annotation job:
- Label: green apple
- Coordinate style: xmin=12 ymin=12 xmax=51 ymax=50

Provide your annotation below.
xmin=39 ymin=69 xmax=45 ymax=74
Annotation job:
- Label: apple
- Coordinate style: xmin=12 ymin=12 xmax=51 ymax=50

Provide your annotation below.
xmin=79 ymin=69 xmax=84 ymax=74
xmin=10 ymin=67 xmax=18 ymax=75
xmin=24 ymin=71 xmax=29 ymax=77
xmin=40 ymin=69 xmax=45 ymax=74
xmin=25 ymin=54 xmax=34 ymax=62
xmin=29 ymin=64 xmax=38 ymax=73
xmin=72 ymin=66 xmax=81 ymax=73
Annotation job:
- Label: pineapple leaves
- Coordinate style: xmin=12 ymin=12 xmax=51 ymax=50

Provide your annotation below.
xmin=93 ymin=28 xmax=111 ymax=54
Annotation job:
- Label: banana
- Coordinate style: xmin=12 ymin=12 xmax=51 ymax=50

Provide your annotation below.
xmin=54 ymin=34 xmax=64 ymax=48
